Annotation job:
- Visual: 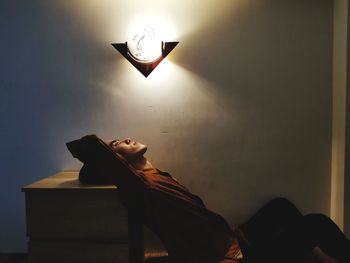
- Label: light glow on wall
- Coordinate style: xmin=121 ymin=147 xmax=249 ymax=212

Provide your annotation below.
xmin=126 ymin=15 xmax=177 ymax=42
xmin=59 ymin=0 xmax=240 ymax=42
xmin=58 ymin=0 xmax=242 ymax=79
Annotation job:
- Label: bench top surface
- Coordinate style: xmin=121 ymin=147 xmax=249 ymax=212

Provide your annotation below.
xmin=22 ymin=171 xmax=117 ymax=192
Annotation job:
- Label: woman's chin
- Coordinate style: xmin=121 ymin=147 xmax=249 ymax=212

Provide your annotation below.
xmin=139 ymin=145 xmax=147 ymax=155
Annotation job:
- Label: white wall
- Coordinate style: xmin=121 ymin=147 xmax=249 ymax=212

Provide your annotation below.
xmin=0 ymin=0 xmax=334 ymax=252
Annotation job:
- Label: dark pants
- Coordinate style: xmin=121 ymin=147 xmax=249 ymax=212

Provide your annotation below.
xmin=238 ymin=198 xmax=350 ymax=263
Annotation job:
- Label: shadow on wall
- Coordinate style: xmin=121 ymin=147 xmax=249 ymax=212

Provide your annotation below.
xmin=0 ymin=0 xmax=122 ymax=252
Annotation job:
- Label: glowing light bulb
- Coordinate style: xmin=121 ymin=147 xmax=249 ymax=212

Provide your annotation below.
xmin=127 ymin=26 xmax=162 ymax=63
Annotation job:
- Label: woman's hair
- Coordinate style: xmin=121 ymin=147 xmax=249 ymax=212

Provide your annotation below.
xmin=66 ymin=134 xmax=140 ymax=185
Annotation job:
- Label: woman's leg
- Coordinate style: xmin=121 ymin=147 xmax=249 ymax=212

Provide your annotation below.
xmin=238 ymin=199 xmax=349 ymax=262
xmin=299 ymin=214 xmax=350 ymax=263
xmin=258 ymin=213 xmax=350 ymax=263
xmin=239 ymin=197 xmax=303 ymax=245
xmin=236 ymin=198 xmax=304 ymax=262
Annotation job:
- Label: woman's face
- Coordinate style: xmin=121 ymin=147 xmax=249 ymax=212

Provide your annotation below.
xmin=106 ymin=138 xmax=147 ymax=161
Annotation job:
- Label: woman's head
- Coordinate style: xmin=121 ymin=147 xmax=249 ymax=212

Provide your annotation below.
xmin=105 ymin=138 xmax=147 ymax=163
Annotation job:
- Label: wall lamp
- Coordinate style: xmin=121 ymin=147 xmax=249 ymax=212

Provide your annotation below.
xmin=112 ymin=26 xmax=179 ymax=77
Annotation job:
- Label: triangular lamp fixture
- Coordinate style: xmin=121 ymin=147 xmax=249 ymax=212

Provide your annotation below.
xmin=111 ymin=41 xmax=178 ymax=77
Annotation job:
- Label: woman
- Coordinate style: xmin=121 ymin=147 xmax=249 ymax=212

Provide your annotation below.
xmin=67 ymin=135 xmax=349 ymax=263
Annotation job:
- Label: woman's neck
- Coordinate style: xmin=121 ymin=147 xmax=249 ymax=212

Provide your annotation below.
xmin=129 ymin=156 xmax=153 ymax=170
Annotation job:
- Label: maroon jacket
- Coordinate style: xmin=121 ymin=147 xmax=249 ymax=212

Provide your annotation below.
xmin=132 ymin=167 xmax=237 ymax=263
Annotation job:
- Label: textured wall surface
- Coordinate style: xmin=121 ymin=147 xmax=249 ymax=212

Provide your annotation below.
xmin=0 ymin=0 xmax=334 ymax=252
